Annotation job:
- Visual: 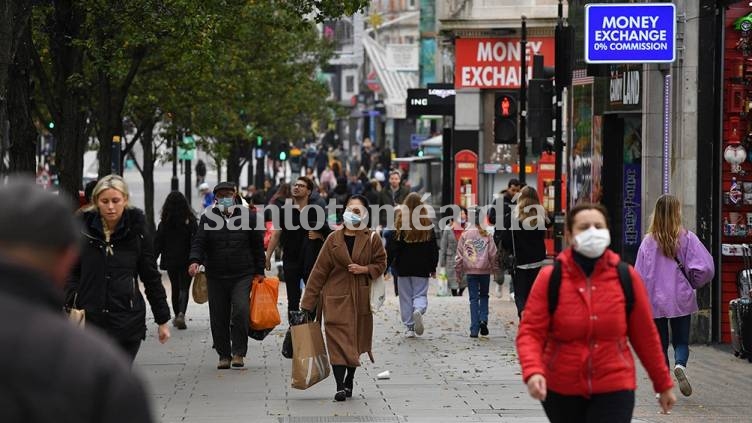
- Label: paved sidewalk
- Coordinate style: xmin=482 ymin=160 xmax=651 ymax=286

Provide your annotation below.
xmin=136 ymin=278 xmax=752 ymax=423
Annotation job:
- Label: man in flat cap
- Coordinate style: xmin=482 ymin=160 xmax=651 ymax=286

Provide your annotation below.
xmin=189 ymin=182 xmax=265 ymax=369
xmin=0 ymin=180 xmax=154 ymax=422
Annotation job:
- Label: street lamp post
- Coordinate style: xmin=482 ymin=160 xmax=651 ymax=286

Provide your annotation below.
xmin=171 ymin=130 xmax=179 ymax=191
xmin=519 ymin=16 xmax=528 ymax=185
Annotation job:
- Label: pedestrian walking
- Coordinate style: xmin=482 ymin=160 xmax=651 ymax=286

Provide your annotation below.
xmin=439 ymin=207 xmax=467 ymax=297
xmin=265 ymin=176 xmax=331 ymax=318
xmin=195 ymin=159 xmax=207 ymax=187
xmin=188 ymin=182 xmax=265 ymax=369
xmin=1 ymin=181 xmax=157 ymax=422
xmin=503 ymin=186 xmax=549 ymax=317
xmin=488 ymin=179 xmax=522 ymax=298
xmin=199 ymin=182 xmax=214 ymax=210
xmin=516 ymin=202 xmax=676 ymax=422
xmin=635 ymin=194 xmax=714 ymax=397
xmin=378 ymin=170 xmax=409 ymax=226
xmin=387 ymin=193 xmax=439 ymax=338
xmin=300 ymin=194 xmax=387 ymax=401
xmin=155 ymin=191 xmax=198 ymax=330
xmin=455 ymin=212 xmax=499 ymax=337
xmin=65 ymin=175 xmax=171 ymax=362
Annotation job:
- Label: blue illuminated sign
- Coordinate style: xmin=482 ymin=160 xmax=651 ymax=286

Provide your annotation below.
xmin=585 ymin=3 xmax=676 ymax=64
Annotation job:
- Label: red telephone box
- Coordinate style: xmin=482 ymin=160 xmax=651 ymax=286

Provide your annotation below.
xmin=536 ymin=152 xmax=567 ymax=254
xmin=454 ymin=150 xmax=478 ymax=207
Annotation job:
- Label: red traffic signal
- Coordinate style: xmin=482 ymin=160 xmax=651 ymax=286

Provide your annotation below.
xmin=494 ymin=92 xmax=518 ymax=144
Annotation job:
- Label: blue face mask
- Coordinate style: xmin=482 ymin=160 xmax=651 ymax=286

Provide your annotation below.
xmin=217 ymin=197 xmax=235 ymax=209
xmin=343 ymin=210 xmax=362 ymax=224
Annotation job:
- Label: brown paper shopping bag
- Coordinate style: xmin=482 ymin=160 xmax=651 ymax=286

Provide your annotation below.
xmin=290 ymin=321 xmax=330 ymax=390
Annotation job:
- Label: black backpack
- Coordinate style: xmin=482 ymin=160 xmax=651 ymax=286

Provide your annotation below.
xmin=547 ymin=260 xmax=634 ymax=316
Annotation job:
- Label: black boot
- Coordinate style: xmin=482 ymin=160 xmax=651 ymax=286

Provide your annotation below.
xmin=345 ymin=367 xmax=356 ymax=398
xmin=332 ymin=365 xmax=347 ymax=402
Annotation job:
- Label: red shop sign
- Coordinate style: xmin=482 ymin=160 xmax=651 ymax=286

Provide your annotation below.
xmin=454 ymin=37 xmax=555 ymax=89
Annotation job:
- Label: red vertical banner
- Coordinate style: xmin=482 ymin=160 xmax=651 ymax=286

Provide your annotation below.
xmin=454 ymin=150 xmax=478 ymax=207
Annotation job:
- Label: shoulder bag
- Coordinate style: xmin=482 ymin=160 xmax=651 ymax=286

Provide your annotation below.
xmin=369 ymin=231 xmax=386 ymax=313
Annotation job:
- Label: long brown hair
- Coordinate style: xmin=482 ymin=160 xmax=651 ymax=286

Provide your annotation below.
xmin=647 ymin=194 xmax=682 ymax=258
xmin=515 ymin=186 xmax=543 ymax=221
xmin=395 ymin=192 xmax=433 ymax=242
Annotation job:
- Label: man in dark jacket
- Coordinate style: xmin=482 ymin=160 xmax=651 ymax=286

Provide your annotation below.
xmin=189 ymin=182 xmax=265 ymax=369
xmin=265 ymin=176 xmax=331 ymax=317
xmin=0 ymin=181 xmax=154 ymax=422
xmin=378 ymin=170 xmax=409 ymax=227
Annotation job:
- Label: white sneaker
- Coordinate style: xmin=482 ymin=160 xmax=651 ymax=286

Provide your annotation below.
xmin=674 ymin=365 xmax=692 ymax=396
xmin=405 ymin=329 xmax=416 ymax=338
xmin=412 ymin=311 xmax=424 ymax=336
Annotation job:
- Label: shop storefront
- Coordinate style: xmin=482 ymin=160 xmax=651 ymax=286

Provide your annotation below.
xmin=718 ymin=4 xmax=752 ymax=343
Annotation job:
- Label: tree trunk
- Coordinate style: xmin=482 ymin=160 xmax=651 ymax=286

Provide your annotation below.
xmin=96 ymin=75 xmax=124 ymax=178
xmin=27 ymin=1 xmax=89 ymax=203
xmin=7 ymin=22 xmax=36 ymax=176
xmin=141 ymin=117 xmax=157 ymax=232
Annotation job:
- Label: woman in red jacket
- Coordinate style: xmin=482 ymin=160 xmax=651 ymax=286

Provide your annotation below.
xmin=516 ymin=203 xmax=675 ymax=422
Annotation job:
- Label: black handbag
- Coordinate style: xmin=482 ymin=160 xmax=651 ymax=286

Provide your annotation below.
xmin=282 ymin=310 xmax=311 ymax=359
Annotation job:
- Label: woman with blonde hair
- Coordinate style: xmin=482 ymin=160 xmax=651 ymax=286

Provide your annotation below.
xmin=387 ymin=192 xmax=439 ymax=337
xmin=456 ymin=209 xmax=499 ymax=337
xmin=503 ymin=186 xmax=549 ymax=317
xmin=635 ymin=195 xmax=714 ymax=397
xmin=65 ymin=175 xmax=171 ymax=362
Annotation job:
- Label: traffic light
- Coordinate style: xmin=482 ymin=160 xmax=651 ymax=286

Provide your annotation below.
xmin=278 ymin=142 xmax=289 ymax=161
xmin=529 ymin=54 xmax=555 ymax=154
xmin=256 ymin=135 xmax=263 ymax=148
xmin=48 ymin=121 xmax=54 ymax=129
xmin=494 ymin=92 xmax=518 ymax=144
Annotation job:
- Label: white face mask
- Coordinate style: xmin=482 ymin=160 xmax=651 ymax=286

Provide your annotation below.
xmin=573 ymin=227 xmax=611 ymax=258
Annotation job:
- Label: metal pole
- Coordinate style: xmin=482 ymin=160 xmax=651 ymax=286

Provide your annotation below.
xmin=171 ymin=131 xmax=179 ymax=191
xmin=553 ymin=0 xmax=565 ymax=252
xmin=111 ymin=135 xmax=122 ymax=175
xmin=519 ymin=16 xmax=527 ymax=185
xmin=185 ymin=159 xmax=192 ymax=206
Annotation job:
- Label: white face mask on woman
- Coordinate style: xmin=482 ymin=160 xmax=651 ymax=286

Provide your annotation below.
xmin=573 ymin=227 xmax=611 ymax=258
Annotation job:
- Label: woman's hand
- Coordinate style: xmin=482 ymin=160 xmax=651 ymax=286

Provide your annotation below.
xmin=158 ymin=324 xmax=171 ymax=344
xmin=308 ymin=230 xmax=323 ymax=241
xmin=188 ymin=263 xmax=200 ymax=277
xmin=658 ymin=389 xmax=676 ymax=414
xmin=526 ymin=374 xmax=547 ymax=401
xmin=347 ymin=263 xmax=369 ymax=275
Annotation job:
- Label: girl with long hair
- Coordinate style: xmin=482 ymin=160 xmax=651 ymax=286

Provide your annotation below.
xmin=455 ymin=209 xmax=499 ymax=337
xmin=503 ymin=186 xmax=549 ymax=317
xmin=155 ymin=191 xmax=198 ymax=330
xmin=387 ymin=193 xmax=439 ymax=337
xmin=635 ymin=195 xmax=714 ymax=397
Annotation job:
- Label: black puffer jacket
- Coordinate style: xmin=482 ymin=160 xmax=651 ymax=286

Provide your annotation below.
xmin=65 ymin=208 xmax=171 ymax=342
xmin=155 ymin=217 xmax=197 ymax=270
xmin=0 ymin=260 xmax=154 ymax=422
xmin=189 ymin=206 xmax=265 ymax=280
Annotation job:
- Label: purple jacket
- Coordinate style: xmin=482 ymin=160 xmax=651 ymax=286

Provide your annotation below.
xmin=635 ymin=230 xmax=715 ymax=319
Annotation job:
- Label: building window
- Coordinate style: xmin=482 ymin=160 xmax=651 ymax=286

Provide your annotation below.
xmin=408 ymin=0 xmax=416 ymax=9
xmin=346 ymin=76 xmax=355 ymax=93
xmin=404 ymin=36 xmax=414 ymax=44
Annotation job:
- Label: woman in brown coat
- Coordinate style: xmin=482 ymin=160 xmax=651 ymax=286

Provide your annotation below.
xmin=300 ymin=194 xmax=387 ymax=402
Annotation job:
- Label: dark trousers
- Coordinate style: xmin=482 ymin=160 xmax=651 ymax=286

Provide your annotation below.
xmin=332 ymin=365 xmax=356 ymax=391
xmin=118 ymin=339 xmax=142 ymax=364
xmin=654 ymin=314 xmax=692 ymax=370
xmin=207 ymin=275 xmax=251 ymax=358
xmin=542 ymin=390 xmax=635 ymax=423
xmin=167 ymin=266 xmax=191 ymax=316
xmin=514 ymin=267 xmax=542 ymax=318
xmin=284 ymin=263 xmax=305 ymax=315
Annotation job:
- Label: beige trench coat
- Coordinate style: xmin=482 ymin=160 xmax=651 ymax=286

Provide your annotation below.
xmin=300 ymin=229 xmax=387 ymax=367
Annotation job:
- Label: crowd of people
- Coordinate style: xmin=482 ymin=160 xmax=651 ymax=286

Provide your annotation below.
xmin=0 ymin=137 xmax=717 ymax=421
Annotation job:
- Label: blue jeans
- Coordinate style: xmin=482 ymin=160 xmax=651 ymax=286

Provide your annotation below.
xmin=467 ymin=274 xmax=490 ymax=334
xmin=654 ymin=315 xmax=691 ymax=369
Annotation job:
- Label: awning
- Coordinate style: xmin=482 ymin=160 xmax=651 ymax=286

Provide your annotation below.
xmin=362 ymin=35 xmax=418 ymax=119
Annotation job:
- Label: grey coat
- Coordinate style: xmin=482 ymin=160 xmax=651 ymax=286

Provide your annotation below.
xmin=439 ymin=228 xmax=466 ymax=290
